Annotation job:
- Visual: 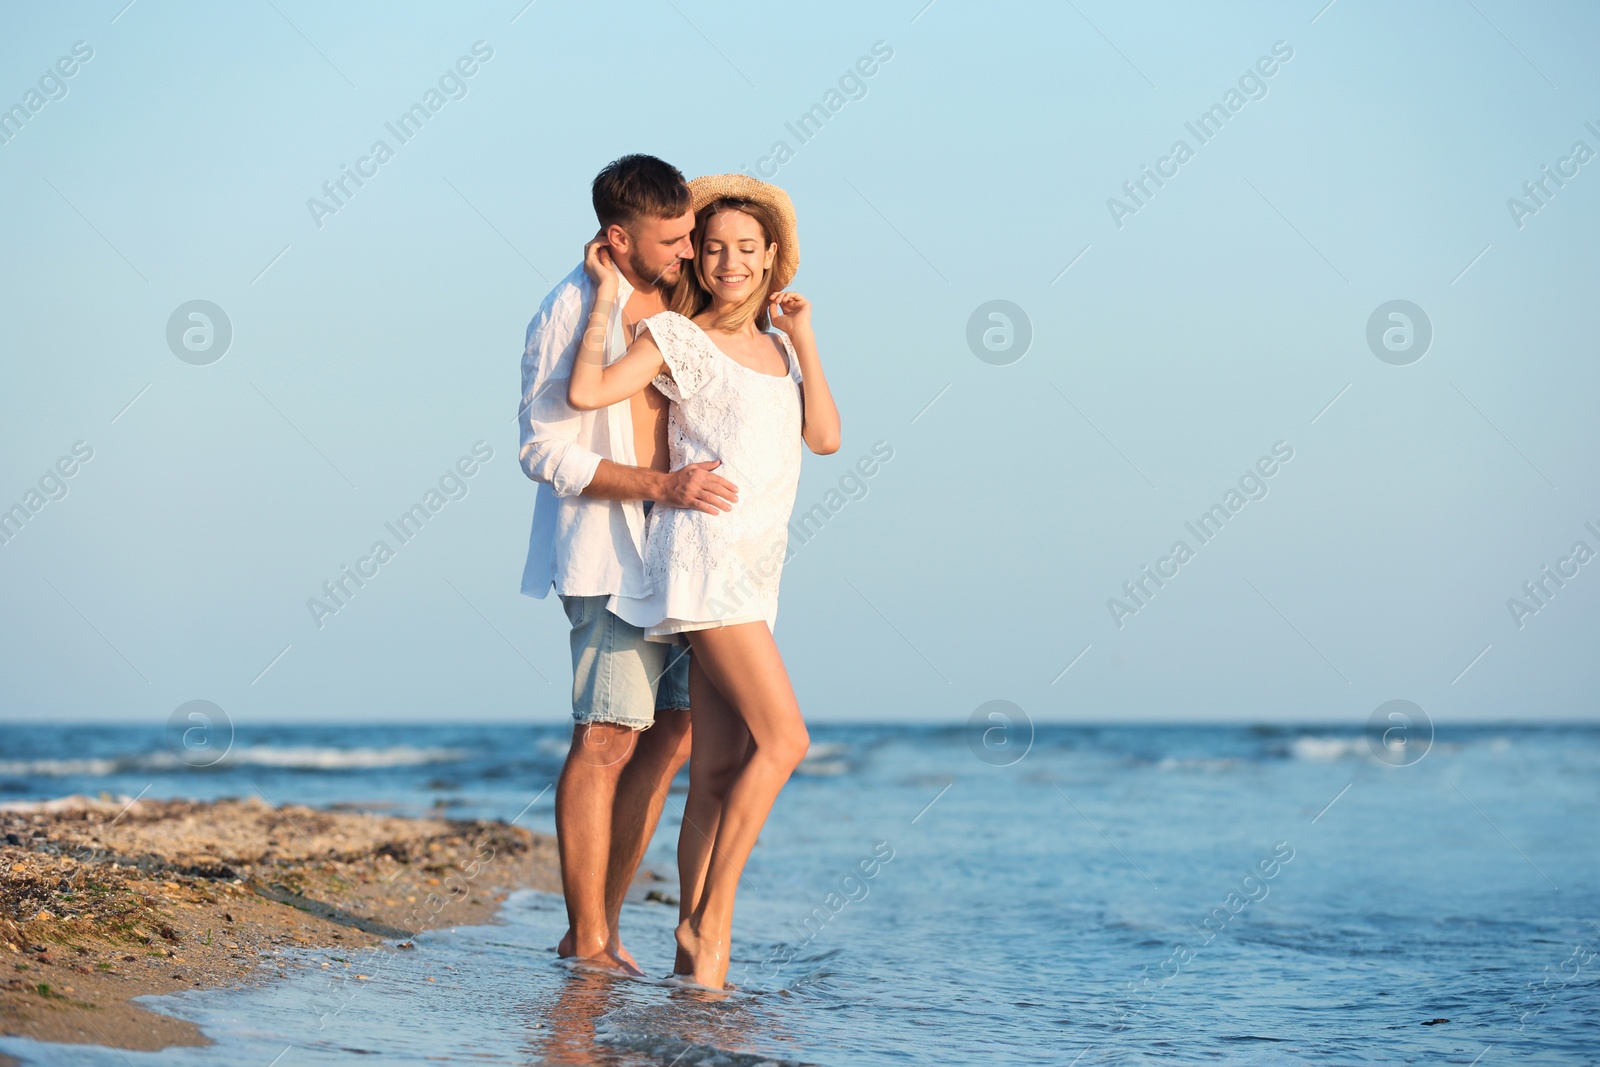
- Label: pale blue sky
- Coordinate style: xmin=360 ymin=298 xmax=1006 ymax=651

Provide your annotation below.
xmin=1 ymin=0 xmax=1597 ymax=728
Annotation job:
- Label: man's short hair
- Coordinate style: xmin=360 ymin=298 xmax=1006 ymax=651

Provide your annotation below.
xmin=592 ymin=154 xmax=691 ymax=230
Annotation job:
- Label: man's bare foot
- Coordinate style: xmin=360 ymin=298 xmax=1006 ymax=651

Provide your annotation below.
xmin=607 ymin=939 xmax=645 ymax=977
xmin=674 ymin=916 xmax=732 ymax=989
xmin=566 ymin=949 xmax=633 ymax=975
xmin=561 ymin=928 xmax=624 ymax=973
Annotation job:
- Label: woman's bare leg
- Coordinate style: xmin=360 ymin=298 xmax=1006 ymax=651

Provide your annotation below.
xmin=675 ymin=621 xmax=809 ymax=989
xmin=674 ymin=656 xmax=750 ymax=974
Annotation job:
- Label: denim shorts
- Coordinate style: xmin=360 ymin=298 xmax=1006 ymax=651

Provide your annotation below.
xmin=560 ymin=594 xmax=691 ymax=730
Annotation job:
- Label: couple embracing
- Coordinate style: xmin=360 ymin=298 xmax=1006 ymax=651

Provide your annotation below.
xmin=518 ymin=154 xmax=840 ymax=989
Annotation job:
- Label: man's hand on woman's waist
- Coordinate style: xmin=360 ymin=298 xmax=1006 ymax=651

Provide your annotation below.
xmin=579 ymin=458 xmax=738 ymax=514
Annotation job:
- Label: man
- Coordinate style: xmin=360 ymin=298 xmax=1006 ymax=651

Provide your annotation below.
xmin=519 ymin=154 xmax=738 ymax=974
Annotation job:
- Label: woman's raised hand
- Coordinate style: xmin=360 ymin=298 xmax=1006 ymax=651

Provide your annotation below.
xmin=768 ymin=291 xmax=811 ymax=336
xmin=583 ymin=232 xmax=620 ymax=292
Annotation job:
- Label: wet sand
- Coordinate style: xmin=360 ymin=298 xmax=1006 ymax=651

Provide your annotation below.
xmin=0 ymin=795 xmax=563 ymax=1053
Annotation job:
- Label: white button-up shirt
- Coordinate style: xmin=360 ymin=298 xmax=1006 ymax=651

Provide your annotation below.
xmin=518 ymin=264 xmax=652 ymax=600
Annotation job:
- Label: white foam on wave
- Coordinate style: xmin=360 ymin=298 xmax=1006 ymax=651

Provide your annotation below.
xmin=796 ymin=759 xmax=851 ymax=777
xmin=0 ymin=758 xmax=122 ymax=777
xmin=0 ymin=793 xmax=141 ymax=813
xmin=797 ymin=742 xmax=852 ymax=776
xmin=0 ymin=745 xmax=469 ymax=776
xmin=1289 ymin=736 xmax=1360 ymax=761
xmin=219 ymin=745 xmax=469 ymax=770
xmin=1156 ymin=756 xmax=1239 ymax=771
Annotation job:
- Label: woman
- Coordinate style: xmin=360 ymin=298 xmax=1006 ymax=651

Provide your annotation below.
xmin=568 ymin=174 xmax=840 ymax=989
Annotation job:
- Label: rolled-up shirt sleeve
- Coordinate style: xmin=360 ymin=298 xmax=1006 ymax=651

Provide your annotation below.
xmin=519 ymin=284 xmax=604 ymax=497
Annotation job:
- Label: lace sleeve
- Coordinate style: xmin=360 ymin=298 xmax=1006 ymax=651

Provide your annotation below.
xmin=641 ymin=312 xmax=715 ymax=403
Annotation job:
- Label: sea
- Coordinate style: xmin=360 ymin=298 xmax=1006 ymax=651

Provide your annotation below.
xmin=0 ymin=722 xmax=1595 ymax=1066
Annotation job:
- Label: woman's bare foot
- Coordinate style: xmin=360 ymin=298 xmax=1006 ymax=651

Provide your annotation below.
xmin=674 ymin=916 xmax=732 ymax=989
xmin=673 ymin=916 xmax=696 ymax=969
xmin=670 ymin=947 xmax=737 ymax=990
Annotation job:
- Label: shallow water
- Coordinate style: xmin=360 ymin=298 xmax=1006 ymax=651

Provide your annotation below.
xmin=1 ymin=723 xmax=1596 ymax=1065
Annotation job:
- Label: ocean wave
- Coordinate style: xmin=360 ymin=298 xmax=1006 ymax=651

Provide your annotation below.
xmin=796 ymin=760 xmax=851 ymax=776
xmin=797 ymin=741 xmax=852 ymax=776
xmin=0 ymin=758 xmax=123 ymax=777
xmin=1288 ymin=736 xmax=1362 ymax=762
xmin=0 ymin=745 xmax=469 ymax=776
xmin=219 ymin=745 xmax=469 ymax=769
xmin=535 ymin=737 xmax=571 ymax=758
xmin=594 ymin=1018 xmax=787 ymax=1065
xmin=0 ymin=793 xmax=140 ymax=813
xmin=1157 ymin=756 xmax=1240 ymax=771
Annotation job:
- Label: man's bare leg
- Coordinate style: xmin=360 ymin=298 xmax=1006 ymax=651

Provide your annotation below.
xmin=601 ymin=706 xmax=692 ymax=973
xmin=554 ymin=722 xmax=639 ymax=973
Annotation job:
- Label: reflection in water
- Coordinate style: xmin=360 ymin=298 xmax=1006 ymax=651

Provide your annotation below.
xmin=522 ymin=967 xmax=625 ymax=1067
xmin=524 ymin=965 xmax=812 ymax=1066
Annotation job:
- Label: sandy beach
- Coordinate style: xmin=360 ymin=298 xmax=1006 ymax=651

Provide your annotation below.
xmin=0 ymin=795 xmax=563 ymax=1053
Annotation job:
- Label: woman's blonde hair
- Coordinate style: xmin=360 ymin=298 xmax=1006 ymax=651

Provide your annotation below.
xmin=671 ymin=198 xmax=783 ymax=332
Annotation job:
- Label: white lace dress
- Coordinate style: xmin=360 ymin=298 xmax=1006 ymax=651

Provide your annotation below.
xmin=606 ymin=311 xmax=804 ymax=642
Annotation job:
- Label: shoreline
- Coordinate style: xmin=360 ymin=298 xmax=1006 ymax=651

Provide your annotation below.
xmin=0 ymin=795 xmax=564 ymax=1052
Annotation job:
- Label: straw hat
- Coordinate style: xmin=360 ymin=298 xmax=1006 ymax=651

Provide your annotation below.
xmin=688 ymin=174 xmax=800 ymax=289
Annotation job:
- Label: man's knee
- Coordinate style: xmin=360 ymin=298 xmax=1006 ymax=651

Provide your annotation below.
xmin=566 ymin=722 xmax=640 ymax=773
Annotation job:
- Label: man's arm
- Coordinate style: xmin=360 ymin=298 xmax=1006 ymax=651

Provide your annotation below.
xmin=580 ymin=459 xmax=663 ymax=501
xmin=583 ymin=458 xmax=739 ymax=514
xmin=519 ymin=284 xmax=608 ymax=496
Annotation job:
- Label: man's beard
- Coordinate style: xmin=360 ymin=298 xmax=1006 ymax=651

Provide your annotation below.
xmin=633 ymin=251 xmax=682 ymax=289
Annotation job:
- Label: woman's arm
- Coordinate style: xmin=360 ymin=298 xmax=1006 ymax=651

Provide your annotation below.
xmin=569 ymin=332 xmax=668 ymax=410
xmin=567 ymin=240 xmax=668 ymax=411
xmin=771 ymin=292 xmax=841 ymax=455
